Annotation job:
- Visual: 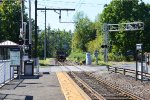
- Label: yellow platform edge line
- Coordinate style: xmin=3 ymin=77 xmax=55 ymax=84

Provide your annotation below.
xmin=56 ymin=72 xmax=91 ymax=100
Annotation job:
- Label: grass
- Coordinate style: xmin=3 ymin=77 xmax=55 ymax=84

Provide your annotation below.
xmin=97 ymin=61 xmax=134 ymax=66
xmin=39 ymin=58 xmax=55 ymax=68
xmin=98 ymin=61 xmax=111 ymax=66
xmin=39 ymin=58 xmax=51 ymax=66
xmin=90 ymin=60 xmax=135 ymax=67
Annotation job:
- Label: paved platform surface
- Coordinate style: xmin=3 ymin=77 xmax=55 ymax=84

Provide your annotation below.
xmin=0 ymin=73 xmax=65 ymax=100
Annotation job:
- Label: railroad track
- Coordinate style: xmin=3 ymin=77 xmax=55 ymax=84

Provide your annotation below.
xmin=58 ymin=61 xmax=143 ymax=100
xmin=58 ymin=61 xmax=105 ymax=99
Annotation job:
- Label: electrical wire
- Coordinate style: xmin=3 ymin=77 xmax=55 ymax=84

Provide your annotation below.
xmin=27 ymin=0 xmax=109 ymax=31
xmin=35 ymin=0 xmax=103 ymax=7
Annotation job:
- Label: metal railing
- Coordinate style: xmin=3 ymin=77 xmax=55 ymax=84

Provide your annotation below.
xmin=0 ymin=60 xmax=14 ymax=86
xmin=107 ymin=66 xmax=150 ymax=80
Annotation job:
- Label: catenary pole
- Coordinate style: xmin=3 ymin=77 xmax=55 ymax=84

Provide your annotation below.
xmin=35 ymin=0 xmax=37 ymax=65
xmin=29 ymin=0 xmax=32 ymax=58
xmin=44 ymin=7 xmax=47 ymax=60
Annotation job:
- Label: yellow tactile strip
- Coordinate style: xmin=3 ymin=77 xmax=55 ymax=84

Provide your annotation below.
xmin=57 ymin=72 xmax=91 ymax=100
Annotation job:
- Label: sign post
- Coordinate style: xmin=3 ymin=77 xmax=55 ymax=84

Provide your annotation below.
xmin=10 ymin=48 xmax=20 ymax=66
xmin=10 ymin=48 xmax=21 ymax=79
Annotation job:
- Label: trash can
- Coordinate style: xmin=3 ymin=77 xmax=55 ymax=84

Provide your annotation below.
xmin=24 ymin=60 xmax=34 ymax=76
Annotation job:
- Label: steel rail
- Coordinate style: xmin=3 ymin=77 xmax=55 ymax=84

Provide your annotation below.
xmin=70 ymin=72 xmax=106 ymax=100
xmin=58 ymin=61 xmax=106 ymax=100
xmin=59 ymin=61 xmax=143 ymax=99
xmin=86 ymin=73 xmax=144 ymax=100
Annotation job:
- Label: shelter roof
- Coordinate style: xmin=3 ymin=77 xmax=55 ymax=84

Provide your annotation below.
xmin=0 ymin=40 xmax=19 ymax=47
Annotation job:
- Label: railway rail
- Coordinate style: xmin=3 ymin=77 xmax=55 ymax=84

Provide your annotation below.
xmin=58 ymin=61 xmax=105 ymax=99
xmin=58 ymin=61 xmax=143 ymax=100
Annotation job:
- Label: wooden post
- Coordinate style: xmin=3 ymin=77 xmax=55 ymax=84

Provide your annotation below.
xmin=107 ymin=66 xmax=109 ymax=71
xmin=115 ymin=67 xmax=117 ymax=73
xmin=123 ymin=69 xmax=126 ymax=75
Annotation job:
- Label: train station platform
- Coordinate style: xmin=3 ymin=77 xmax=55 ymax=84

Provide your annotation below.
xmin=0 ymin=73 xmax=65 ymax=100
xmin=0 ymin=65 xmax=107 ymax=100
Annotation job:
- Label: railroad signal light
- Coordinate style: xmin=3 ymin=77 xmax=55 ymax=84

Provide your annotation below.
xmin=101 ymin=45 xmax=104 ymax=48
xmin=19 ymin=39 xmax=24 ymax=45
xmin=101 ymin=45 xmax=107 ymax=48
xmin=24 ymin=45 xmax=29 ymax=53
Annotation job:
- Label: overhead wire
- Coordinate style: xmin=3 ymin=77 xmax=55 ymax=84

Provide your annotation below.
xmin=63 ymin=0 xmax=84 ymax=28
xmin=28 ymin=0 xmax=105 ymax=30
xmin=35 ymin=0 xmax=103 ymax=8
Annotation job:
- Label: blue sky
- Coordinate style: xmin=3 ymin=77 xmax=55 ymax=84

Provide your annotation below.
xmin=25 ymin=0 xmax=150 ymax=31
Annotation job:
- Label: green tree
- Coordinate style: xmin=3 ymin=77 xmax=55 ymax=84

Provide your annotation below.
xmin=72 ymin=12 xmax=96 ymax=52
xmin=37 ymin=28 xmax=72 ymax=58
xmin=99 ymin=0 xmax=150 ymax=58
xmin=0 ymin=0 xmax=28 ymax=43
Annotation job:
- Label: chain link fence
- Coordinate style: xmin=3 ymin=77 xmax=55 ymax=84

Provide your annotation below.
xmin=0 ymin=60 xmax=14 ymax=86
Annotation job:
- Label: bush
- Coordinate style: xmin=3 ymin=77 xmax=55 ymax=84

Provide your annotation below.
xmin=91 ymin=53 xmax=103 ymax=62
xmin=68 ymin=52 xmax=86 ymax=62
xmin=108 ymin=53 xmax=126 ymax=61
xmin=39 ymin=58 xmax=51 ymax=66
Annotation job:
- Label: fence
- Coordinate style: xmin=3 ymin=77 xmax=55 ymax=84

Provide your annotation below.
xmin=0 ymin=60 xmax=14 ymax=85
xmin=107 ymin=66 xmax=150 ymax=80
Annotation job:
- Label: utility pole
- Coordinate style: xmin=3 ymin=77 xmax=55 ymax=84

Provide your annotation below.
xmin=21 ymin=0 xmax=23 ymax=37
xmin=104 ymin=30 xmax=108 ymax=62
xmin=21 ymin=0 xmax=27 ymax=55
xmin=29 ymin=0 xmax=32 ymax=58
xmin=41 ymin=7 xmax=47 ymax=60
xmin=35 ymin=0 xmax=37 ymax=65
xmin=20 ymin=0 xmax=24 ymax=43
xmin=34 ymin=0 xmax=75 ymax=62
xmin=48 ymin=25 xmax=50 ymax=56
xmin=44 ymin=7 xmax=47 ymax=60
xmin=34 ymin=6 xmax=75 ymax=61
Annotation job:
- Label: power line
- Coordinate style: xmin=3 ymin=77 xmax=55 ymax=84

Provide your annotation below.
xmin=36 ymin=1 xmax=103 ymax=7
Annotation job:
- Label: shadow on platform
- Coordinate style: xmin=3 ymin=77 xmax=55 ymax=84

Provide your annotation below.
xmin=16 ymin=75 xmax=43 ymax=79
xmin=0 ymin=93 xmax=7 ymax=100
xmin=0 ymin=79 xmax=24 ymax=90
xmin=25 ymin=95 xmax=33 ymax=100
xmin=1 ymin=94 xmax=33 ymax=100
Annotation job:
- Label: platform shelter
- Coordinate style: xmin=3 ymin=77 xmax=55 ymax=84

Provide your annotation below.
xmin=0 ymin=40 xmax=22 ymax=85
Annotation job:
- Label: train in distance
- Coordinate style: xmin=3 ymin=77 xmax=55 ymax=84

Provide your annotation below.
xmin=56 ymin=51 xmax=67 ymax=62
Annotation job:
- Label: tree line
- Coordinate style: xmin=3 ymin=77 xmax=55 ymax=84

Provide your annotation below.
xmin=37 ymin=26 xmax=72 ymax=58
xmin=71 ymin=0 xmax=150 ymax=61
xmin=1 ymin=0 xmax=150 ymax=61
